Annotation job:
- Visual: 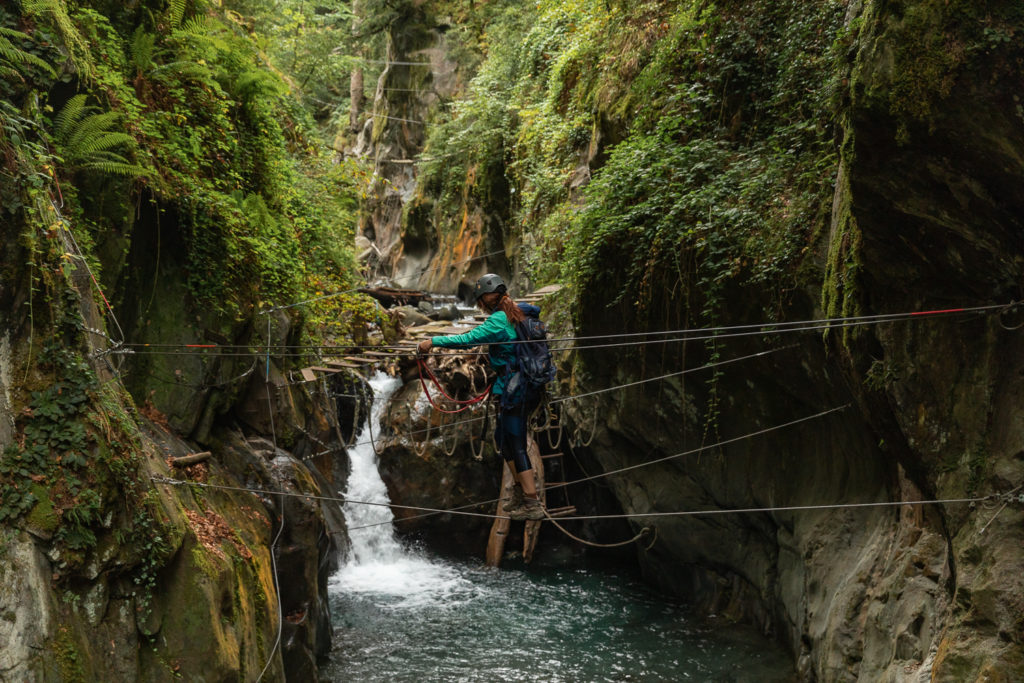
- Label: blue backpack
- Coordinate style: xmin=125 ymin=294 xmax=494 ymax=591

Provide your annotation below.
xmin=501 ymin=303 xmax=556 ymax=409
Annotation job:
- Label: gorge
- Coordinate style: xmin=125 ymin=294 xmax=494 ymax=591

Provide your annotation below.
xmin=1 ymin=0 xmax=1022 ymax=681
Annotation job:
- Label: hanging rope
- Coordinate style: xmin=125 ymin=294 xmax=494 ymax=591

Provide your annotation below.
xmin=368 ymin=399 xmax=383 ymax=456
xmin=417 ymin=356 xmax=493 ymax=413
xmin=570 ymin=396 xmax=599 ymax=449
xmin=469 ymin=400 xmax=489 ymax=462
xmin=541 ymin=509 xmax=653 ymax=548
xmin=345 ymin=389 xmax=362 ymax=447
xmin=413 ymin=406 xmax=433 ymax=457
xmin=440 ymin=401 xmax=459 ymax=457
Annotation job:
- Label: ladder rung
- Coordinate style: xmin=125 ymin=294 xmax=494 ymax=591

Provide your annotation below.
xmin=545 ymin=481 xmax=569 ymax=488
xmin=540 ymin=452 xmax=564 ymax=459
xmin=545 ymin=506 xmax=576 ymax=519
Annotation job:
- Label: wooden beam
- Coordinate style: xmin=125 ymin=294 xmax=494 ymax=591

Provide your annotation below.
xmin=523 ymin=437 xmax=545 ymax=563
xmin=170 ymin=451 xmax=212 ymax=467
xmin=485 ymin=465 xmax=516 ymax=568
xmin=325 ymin=360 xmax=361 ymax=369
xmin=299 ymin=368 xmax=317 ymax=382
xmin=308 ymin=365 xmax=342 ymax=373
xmin=545 ymin=506 xmax=577 ymax=519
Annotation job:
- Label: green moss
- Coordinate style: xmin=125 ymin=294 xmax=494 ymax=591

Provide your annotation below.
xmin=857 ymin=0 xmax=1024 ymax=141
xmin=25 ymin=484 xmax=59 ymax=535
xmin=51 ymin=625 xmax=88 ymax=683
xmin=191 ymin=544 xmax=219 ymax=582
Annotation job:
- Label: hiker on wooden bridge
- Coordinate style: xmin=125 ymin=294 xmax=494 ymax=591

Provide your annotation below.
xmin=417 ymin=274 xmax=549 ymax=520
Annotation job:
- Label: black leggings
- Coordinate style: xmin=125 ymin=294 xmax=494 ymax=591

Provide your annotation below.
xmin=495 ymin=397 xmax=539 ymax=473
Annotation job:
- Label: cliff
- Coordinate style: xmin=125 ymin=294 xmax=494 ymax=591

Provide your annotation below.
xmin=0 ymin=1 xmax=361 ymax=679
xmin=358 ymin=0 xmax=1024 ymax=679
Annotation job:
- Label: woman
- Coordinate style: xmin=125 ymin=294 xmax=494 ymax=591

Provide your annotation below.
xmin=417 ymin=273 xmax=545 ymax=521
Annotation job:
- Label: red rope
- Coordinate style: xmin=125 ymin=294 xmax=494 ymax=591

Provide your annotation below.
xmin=909 ymin=308 xmax=965 ymax=316
xmin=417 ymin=357 xmax=492 ymax=414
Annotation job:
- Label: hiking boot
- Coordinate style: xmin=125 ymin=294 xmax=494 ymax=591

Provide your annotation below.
xmin=502 ymin=483 xmax=525 ymax=512
xmin=508 ymin=497 xmax=546 ymax=521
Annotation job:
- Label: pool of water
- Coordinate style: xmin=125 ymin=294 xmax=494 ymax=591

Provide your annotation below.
xmin=323 ymin=554 xmax=795 ymax=683
xmin=320 ymin=372 xmax=794 ymax=682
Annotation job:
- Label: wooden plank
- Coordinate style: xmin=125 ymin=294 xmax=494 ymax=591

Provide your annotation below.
xmin=308 ymin=365 xmax=342 ymax=373
xmin=539 ymin=452 xmax=564 ymax=460
xmin=324 ymin=360 xmax=360 ymax=369
xmin=545 ymin=506 xmax=577 ymax=519
xmin=342 ymin=356 xmax=379 ymax=364
xmin=485 ymin=465 xmax=516 ymax=568
xmin=299 ymin=368 xmax=317 ymax=382
xmin=522 ymin=436 xmax=544 ymax=564
xmin=431 ymin=326 xmax=466 ymax=336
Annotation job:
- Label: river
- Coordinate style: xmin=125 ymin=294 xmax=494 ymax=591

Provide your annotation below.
xmin=320 ymin=373 xmax=795 ymax=682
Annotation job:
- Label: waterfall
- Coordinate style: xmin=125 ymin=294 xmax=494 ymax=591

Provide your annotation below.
xmin=341 ymin=372 xmax=405 ymax=564
xmin=332 ymin=372 xmax=467 ymax=606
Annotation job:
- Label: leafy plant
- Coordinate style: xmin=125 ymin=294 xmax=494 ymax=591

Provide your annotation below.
xmin=0 ymin=26 xmax=55 ymax=79
xmin=51 ymin=94 xmax=148 ymax=177
xmin=22 ymin=0 xmax=94 ymax=76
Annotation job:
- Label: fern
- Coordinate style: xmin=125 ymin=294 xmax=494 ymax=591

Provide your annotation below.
xmin=21 ymin=0 xmax=94 ymax=77
xmin=0 ymin=26 xmax=55 ymax=78
xmin=51 ymin=95 xmax=148 ymax=178
xmin=167 ymin=0 xmax=188 ymax=29
xmin=173 ymin=16 xmax=232 ymax=54
xmin=130 ymin=27 xmax=158 ymax=73
xmin=232 ymin=70 xmax=286 ymax=101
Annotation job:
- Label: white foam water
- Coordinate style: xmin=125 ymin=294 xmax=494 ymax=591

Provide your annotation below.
xmin=331 ymin=372 xmax=472 ymax=610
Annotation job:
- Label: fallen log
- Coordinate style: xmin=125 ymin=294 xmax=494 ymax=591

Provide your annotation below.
xmin=170 ymin=451 xmax=212 ymax=467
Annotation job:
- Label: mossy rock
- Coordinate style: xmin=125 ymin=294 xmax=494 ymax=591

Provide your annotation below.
xmin=25 ymin=484 xmax=59 ymax=540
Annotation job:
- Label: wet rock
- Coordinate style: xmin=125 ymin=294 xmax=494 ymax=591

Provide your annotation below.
xmin=429 ymin=304 xmax=460 ymax=321
xmin=394 ymin=305 xmax=433 ymax=326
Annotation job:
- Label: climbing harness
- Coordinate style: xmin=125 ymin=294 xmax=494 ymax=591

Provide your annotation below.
xmin=416 ymin=356 xmax=493 ymax=414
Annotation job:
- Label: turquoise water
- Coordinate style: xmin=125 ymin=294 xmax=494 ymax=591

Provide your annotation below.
xmin=323 ymin=555 xmax=795 ymax=682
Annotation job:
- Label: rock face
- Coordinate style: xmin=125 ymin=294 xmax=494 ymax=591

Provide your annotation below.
xmin=0 ymin=216 xmax=351 ymax=680
xmin=560 ymin=3 xmax=1024 ymax=681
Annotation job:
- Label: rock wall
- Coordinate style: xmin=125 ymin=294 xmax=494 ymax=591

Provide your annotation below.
xmin=560 ymin=2 xmax=1024 ymax=680
xmin=363 ymin=1 xmax=1024 ymax=680
xmin=0 ymin=210 xmax=352 ymax=681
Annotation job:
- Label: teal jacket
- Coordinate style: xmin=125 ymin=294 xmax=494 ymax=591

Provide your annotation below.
xmin=432 ymin=311 xmax=516 ymax=395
